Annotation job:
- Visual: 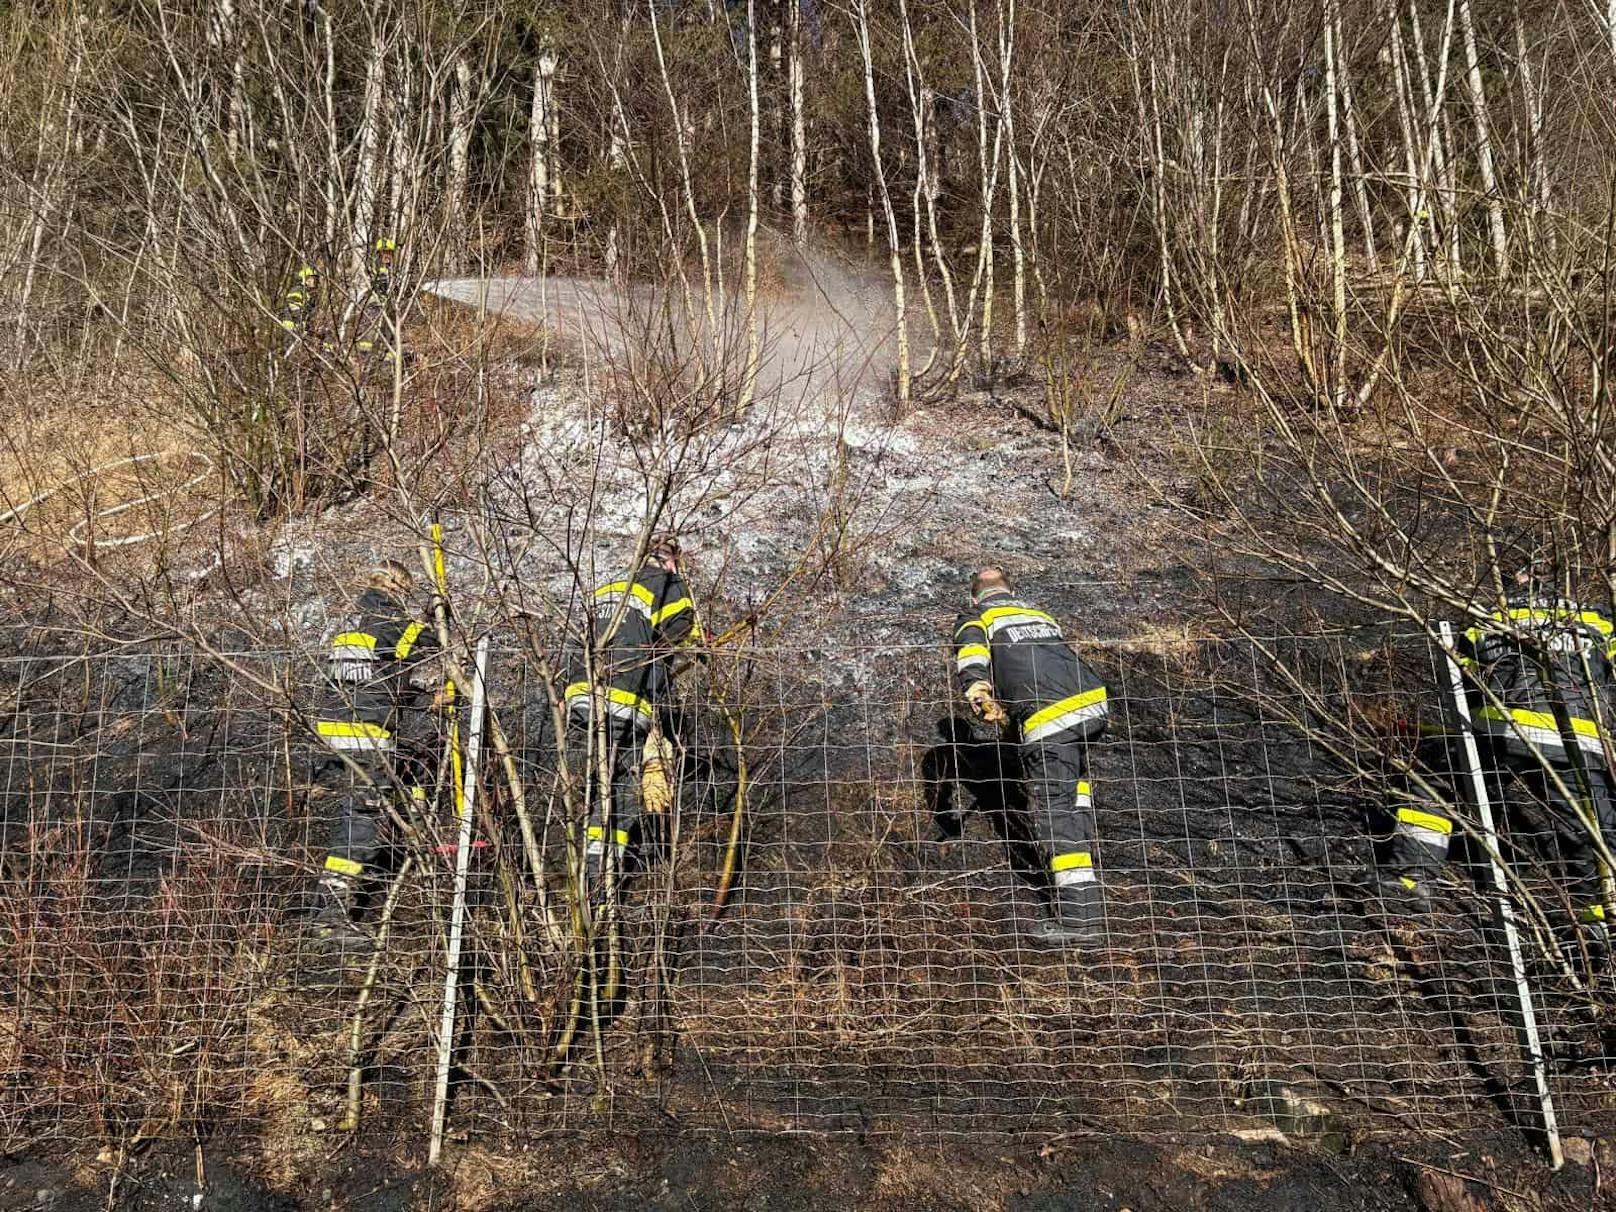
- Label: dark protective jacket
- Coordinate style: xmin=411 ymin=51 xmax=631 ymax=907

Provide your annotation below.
xmin=1461 ymin=590 xmax=1616 ymax=763
xmin=954 ymin=590 xmax=1108 ymax=744
xmin=316 ymin=587 xmax=437 ymax=752
xmin=278 ymin=287 xmax=315 ymax=334
xmin=565 ymin=563 xmax=702 ymax=730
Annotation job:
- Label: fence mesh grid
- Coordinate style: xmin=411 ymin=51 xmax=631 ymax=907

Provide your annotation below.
xmin=1 ymin=630 xmax=1611 ymax=1147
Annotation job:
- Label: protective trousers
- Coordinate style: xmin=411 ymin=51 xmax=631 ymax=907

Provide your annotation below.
xmin=1020 ymin=734 xmax=1102 ymax=929
xmin=567 ymin=715 xmax=647 ymax=879
xmin=321 ymin=748 xmax=429 ymax=881
xmin=1506 ymin=758 xmax=1616 ymax=923
xmin=1386 ymin=792 xmax=1454 ymax=886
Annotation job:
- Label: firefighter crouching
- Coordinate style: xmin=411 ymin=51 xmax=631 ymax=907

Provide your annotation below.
xmin=308 ymin=559 xmax=440 ymax=947
xmin=1458 ymin=568 xmax=1616 ymax=960
xmin=954 ymin=566 xmax=1110 ymax=946
xmin=564 ymin=535 xmax=701 ymax=892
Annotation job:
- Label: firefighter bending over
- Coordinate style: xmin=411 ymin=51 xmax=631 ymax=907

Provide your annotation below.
xmin=308 ymin=559 xmax=439 ymax=947
xmin=954 ymin=567 xmax=1110 ymax=946
xmin=1456 ymin=566 xmax=1616 ymax=958
xmin=565 ymin=534 xmax=701 ymax=890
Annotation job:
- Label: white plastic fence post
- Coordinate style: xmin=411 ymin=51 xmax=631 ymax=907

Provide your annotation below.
xmin=1438 ymin=620 xmax=1563 ymax=1169
xmin=429 ymin=633 xmax=491 ymax=1167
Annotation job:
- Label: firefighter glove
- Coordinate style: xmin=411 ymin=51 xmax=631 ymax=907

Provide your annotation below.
xmin=965 ymin=680 xmax=1008 ymax=726
xmin=641 ymin=731 xmax=676 ymax=815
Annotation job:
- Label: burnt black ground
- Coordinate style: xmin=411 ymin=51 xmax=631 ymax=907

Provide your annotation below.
xmin=3 ymin=1127 xmax=1608 ymax=1210
xmin=3 ymin=270 xmax=1614 ymax=1207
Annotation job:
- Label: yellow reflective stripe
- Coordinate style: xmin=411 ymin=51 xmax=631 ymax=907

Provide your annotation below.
xmin=395 ymin=620 xmax=427 ymax=659
xmin=333 ymin=632 xmax=378 ymax=650
xmin=650 ymin=597 xmax=694 ymax=628
xmin=1399 ymin=876 xmax=1418 ymax=891
xmin=316 ymin=720 xmax=392 ymax=740
xmin=1023 ymin=688 xmax=1108 ymax=736
xmin=956 ymin=643 xmax=990 ymax=664
xmin=585 ymin=825 xmax=630 ymax=847
xmin=981 ymin=606 xmax=1057 ymax=628
xmin=1076 ymin=781 xmax=1092 ymax=796
xmin=324 ymin=855 xmax=364 ymax=877
xmin=1477 ymin=706 xmax=1601 ymax=739
xmin=1500 ymin=607 xmax=1614 ymax=636
xmin=1396 ymin=808 xmax=1452 ymax=835
xmin=595 ymin=580 xmax=656 ymax=607
xmin=564 ymin=682 xmax=654 ymax=718
xmin=1050 ymin=851 xmax=1093 ymax=873
xmin=1581 ymin=904 xmax=1607 ymax=922
xmin=956 ymin=616 xmax=986 ymax=637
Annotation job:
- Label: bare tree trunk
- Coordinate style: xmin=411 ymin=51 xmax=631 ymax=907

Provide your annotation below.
xmin=1513 ymin=2 xmax=1554 ymax=258
xmin=768 ymin=7 xmax=783 ymax=213
xmin=446 ymin=55 xmax=473 ymax=274
xmin=788 ymin=0 xmax=809 ymax=247
xmin=970 ymin=0 xmax=1001 ymax=374
xmin=901 ymin=0 xmax=962 ymax=354
xmin=1323 ymin=0 xmax=1349 ymax=408
xmin=525 ymin=44 xmax=556 ymax=276
xmin=355 ymin=29 xmax=387 ymax=284
xmin=210 ymin=0 xmax=244 ymax=160
xmin=1332 ymin=2 xmax=1379 ymax=274
xmin=997 ymin=0 xmax=1025 ymax=356
xmin=648 ymin=0 xmax=719 ymax=365
xmin=320 ymin=7 xmax=343 ymax=252
xmin=14 ymin=31 xmax=83 ymax=367
xmin=1408 ymin=0 xmax=1462 ymax=280
xmin=387 ymin=55 xmax=413 ymax=241
xmin=1457 ymin=0 xmax=1508 ymax=276
xmin=1387 ymin=2 xmax=1428 ymax=282
xmin=740 ymin=0 xmax=762 ymax=412
xmin=853 ymin=0 xmax=910 ymax=412
xmin=604 ymin=119 xmax=626 ymax=278
xmin=1130 ymin=22 xmax=1192 ymax=363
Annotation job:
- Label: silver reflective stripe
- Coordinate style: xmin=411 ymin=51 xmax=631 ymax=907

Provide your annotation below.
xmin=596 ymin=590 xmax=652 ymax=619
xmin=956 ymin=654 xmax=989 ymax=673
xmin=985 ymin=611 xmax=1056 ymax=638
xmin=569 ymin=694 xmax=651 ymax=730
xmin=1023 ymin=700 xmax=1108 ymax=744
xmin=1481 ymin=717 xmax=1572 ymax=755
xmin=1053 ymin=867 xmax=1098 ymax=887
xmin=1075 ymin=790 xmax=1093 ymax=809
xmin=1397 ymin=821 xmax=1451 ymax=852
xmin=322 ymin=733 xmax=394 ymax=753
xmin=330 ymin=653 xmax=377 ymax=683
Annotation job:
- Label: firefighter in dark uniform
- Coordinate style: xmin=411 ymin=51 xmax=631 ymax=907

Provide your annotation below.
xmin=1459 ymin=568 xmax=1616 ymax=955
xmin=309 ymin=559 xmax=439 ymax=944
xmin=356 ymin=237 xmax=398 ymax=366
xmin=1372 ymin=717 xmax=1464 ymax=915
xmin=277 ymin=265 xmax=319 ymax=350
xmin=1378 ymin=774 xmax=1459 ymax=914
xmin=564 ymin=535 xmax=702 ymax=888
xmin=953 ymin=567 xmax=1110 ymax=946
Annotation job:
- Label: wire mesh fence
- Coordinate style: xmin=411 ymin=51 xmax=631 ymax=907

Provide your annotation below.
xmin=1 ymin=628 xmax=1611 ymax=1150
